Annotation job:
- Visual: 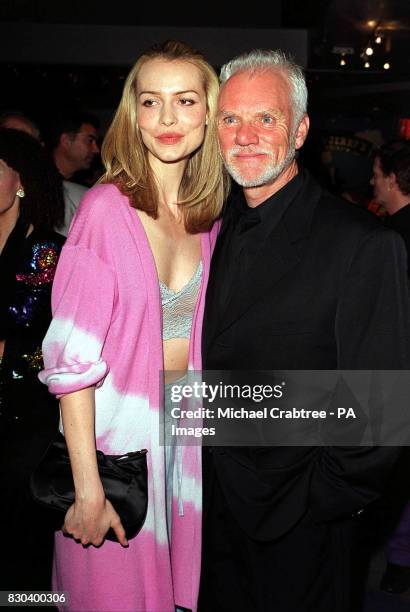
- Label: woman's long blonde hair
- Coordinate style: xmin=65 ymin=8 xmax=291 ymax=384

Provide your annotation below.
xmin=100 ymin=40 xmax=229 ymax=233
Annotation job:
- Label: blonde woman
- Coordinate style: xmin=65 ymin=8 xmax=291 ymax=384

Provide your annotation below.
xmin=40 ymin=41 xmax=228 ymax=612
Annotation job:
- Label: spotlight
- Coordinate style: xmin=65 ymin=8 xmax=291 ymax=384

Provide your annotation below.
xmin=375 ymin=35 xmax=382 ymax=44
xmin=365 ymin=46 xmax=374 ymax=56
xmin=383 ymin=62 xmax=390 ymax=70
xmin=364 ymin=62 xmax=370 ymax=68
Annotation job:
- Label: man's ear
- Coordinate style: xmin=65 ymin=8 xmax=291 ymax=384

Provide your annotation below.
xmin=389 ymin=172 xmax=398 ymax=191
xmin=60 ymin=133 xmax=72 ymax=151
xmin=295 ymin=114 xmax=310 ymax=151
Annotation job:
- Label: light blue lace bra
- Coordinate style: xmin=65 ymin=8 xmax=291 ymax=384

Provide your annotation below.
xmin=160 ymin=261 xmax=203 ymax=340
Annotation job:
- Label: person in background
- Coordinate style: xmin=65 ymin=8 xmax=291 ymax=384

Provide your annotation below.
xmin=48 ymin=112 xmax=99 ymax=181
xmin=0 ymin=110 xmax=42 ymax=141
xmin=372 ymin=140 xmax=410 ymax=257
xmin=39 ymin=41 xmax=227 ymax=612
xmin=0 ymin=109 xmax=84 ymax=236
xmin=0 ymin=128 xmax=65 ymax=590
xmin=47 ymin=112 xmax=100 ymax=235
xmin=372 ymin=140 xmax=410 ymax=595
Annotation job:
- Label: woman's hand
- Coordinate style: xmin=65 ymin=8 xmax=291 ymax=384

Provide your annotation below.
xmin=58 ymin=388 xmax=128 ymax=547
xmin=63 ymin=492 xmax=129 ymax=547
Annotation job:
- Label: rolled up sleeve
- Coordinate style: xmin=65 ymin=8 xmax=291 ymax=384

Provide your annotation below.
xmin=39 ymin=244 xmax=116 ymax=396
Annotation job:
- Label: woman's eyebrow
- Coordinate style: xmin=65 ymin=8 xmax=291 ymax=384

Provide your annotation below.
xmin=174 ymin=90 xmax=200 ymax=95
xmin=138 ymin=90 xmax=161 ymax=96
xmin=138 ymin=89 xmax=200 ymax=96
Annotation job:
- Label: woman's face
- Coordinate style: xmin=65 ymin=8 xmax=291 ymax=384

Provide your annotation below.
xmin=0 ymin=159 xmax=21 ymax=215
xmin=136 ymin=58 xmax=208 ymax=168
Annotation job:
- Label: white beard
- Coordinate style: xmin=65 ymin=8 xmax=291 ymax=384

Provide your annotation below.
xmin=223 ymin=139 xmax=296 ymax=188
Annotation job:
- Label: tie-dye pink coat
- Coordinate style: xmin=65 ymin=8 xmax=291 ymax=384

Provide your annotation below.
xmin=39 ymin=183 xmax=219 ymax=612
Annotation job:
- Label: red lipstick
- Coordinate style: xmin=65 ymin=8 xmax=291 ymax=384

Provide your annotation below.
xmin=157 ymin=133 xmax=183 ymax=145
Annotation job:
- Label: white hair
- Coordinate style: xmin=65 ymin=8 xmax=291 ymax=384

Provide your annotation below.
xmin=219 ymin=49 xmax=308 ymax=129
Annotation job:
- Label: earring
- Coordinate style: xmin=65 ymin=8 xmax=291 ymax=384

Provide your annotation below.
xmin=16 ymin=188 xmax=25 ymax=198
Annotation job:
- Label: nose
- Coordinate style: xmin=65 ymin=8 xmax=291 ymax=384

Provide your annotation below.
xmin=235 ymin=121 xmax=259 ymax=146
xmin=92 ymin=141 xmax=99 ymax=154
xmin=160 ymin=102 xmax=177 ymax=127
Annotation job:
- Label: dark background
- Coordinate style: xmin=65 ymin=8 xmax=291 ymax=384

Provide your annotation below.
xmin=0 ymin=0 xmax=409 ymax=196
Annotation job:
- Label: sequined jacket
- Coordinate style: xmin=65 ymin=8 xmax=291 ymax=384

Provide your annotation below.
xmin=0 ymin=229 xmax=65 ymax=420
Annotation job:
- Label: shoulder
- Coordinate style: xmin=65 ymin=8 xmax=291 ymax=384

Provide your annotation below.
xmin=288 ymin=173 xmax=405 ymax=265
xmin=63 ymin=180 xmax=88 ymax=203
xmin=75 ymin=183 xmax=127 ymax=218
xmin=313 ymin=189 xmax=406 ymax=269
xmin=315 ymin=185 xmax=386 ymax=237
xmin=68 ymin=184 xmax=129 ymax=239
xmin=64 ymin=183 xmax=132 ymax=264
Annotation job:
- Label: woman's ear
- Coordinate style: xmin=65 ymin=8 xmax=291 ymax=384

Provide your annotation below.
xmin=15 ymin=172 xmax=24 ymax=198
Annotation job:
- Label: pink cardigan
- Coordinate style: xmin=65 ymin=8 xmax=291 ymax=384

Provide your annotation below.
xmin=40 ymin=183 xmax=219 ymax=612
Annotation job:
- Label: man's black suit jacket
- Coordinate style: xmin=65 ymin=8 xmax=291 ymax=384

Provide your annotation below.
xmin=202 ymin=172 xmax=410 ymax=542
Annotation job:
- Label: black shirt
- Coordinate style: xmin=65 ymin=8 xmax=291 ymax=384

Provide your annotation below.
xmin=219 ymin=170 xmax=305 ymax=311
xmin=385 ymin=203 xmax=410 ymax=277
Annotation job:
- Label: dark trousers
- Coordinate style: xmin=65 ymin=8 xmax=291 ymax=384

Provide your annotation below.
xmin=198 ymin=450 xmax=355 ymax=612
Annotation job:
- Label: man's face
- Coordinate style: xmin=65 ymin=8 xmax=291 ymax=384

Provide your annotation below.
xmin=217 ymin=70 xmax=307 ymax=187
xmin=66 ymin=123 xmax=99 ymax=171
xmin=371 ymin=157 xmax=391 ymax=206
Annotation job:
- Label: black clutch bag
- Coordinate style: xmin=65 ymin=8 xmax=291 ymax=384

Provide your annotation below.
xmin=30 ymin=433 xmax=148 ymax=542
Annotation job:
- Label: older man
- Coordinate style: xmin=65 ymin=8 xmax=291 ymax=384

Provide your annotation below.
xmin=199 ymin=50 xmax=410 ymax=612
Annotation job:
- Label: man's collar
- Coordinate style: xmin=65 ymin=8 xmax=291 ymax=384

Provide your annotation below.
xmin=234 ymin=169 xmax=305 ymax=220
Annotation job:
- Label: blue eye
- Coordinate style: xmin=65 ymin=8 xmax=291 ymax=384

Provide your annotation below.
xmin=261 ymin=115 xmax=274 ymax=124
xmin=223 ymin=116 xmax=237 ymax=125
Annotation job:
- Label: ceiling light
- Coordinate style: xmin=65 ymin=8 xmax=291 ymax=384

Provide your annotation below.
xmin=368 ymin=20 xmax=377 ymax=28
xmin=365 ymin=46 xmax=374 ymax=56
xmin=383 ymin=62 xmax=390 ymax=70
xmin=375 ymin=35 xmax=382 ymax=44
xmin=340 ymin=58 xmax=346 ymax=66
xmin=364 ymin=62 xmax=370 ymax=68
